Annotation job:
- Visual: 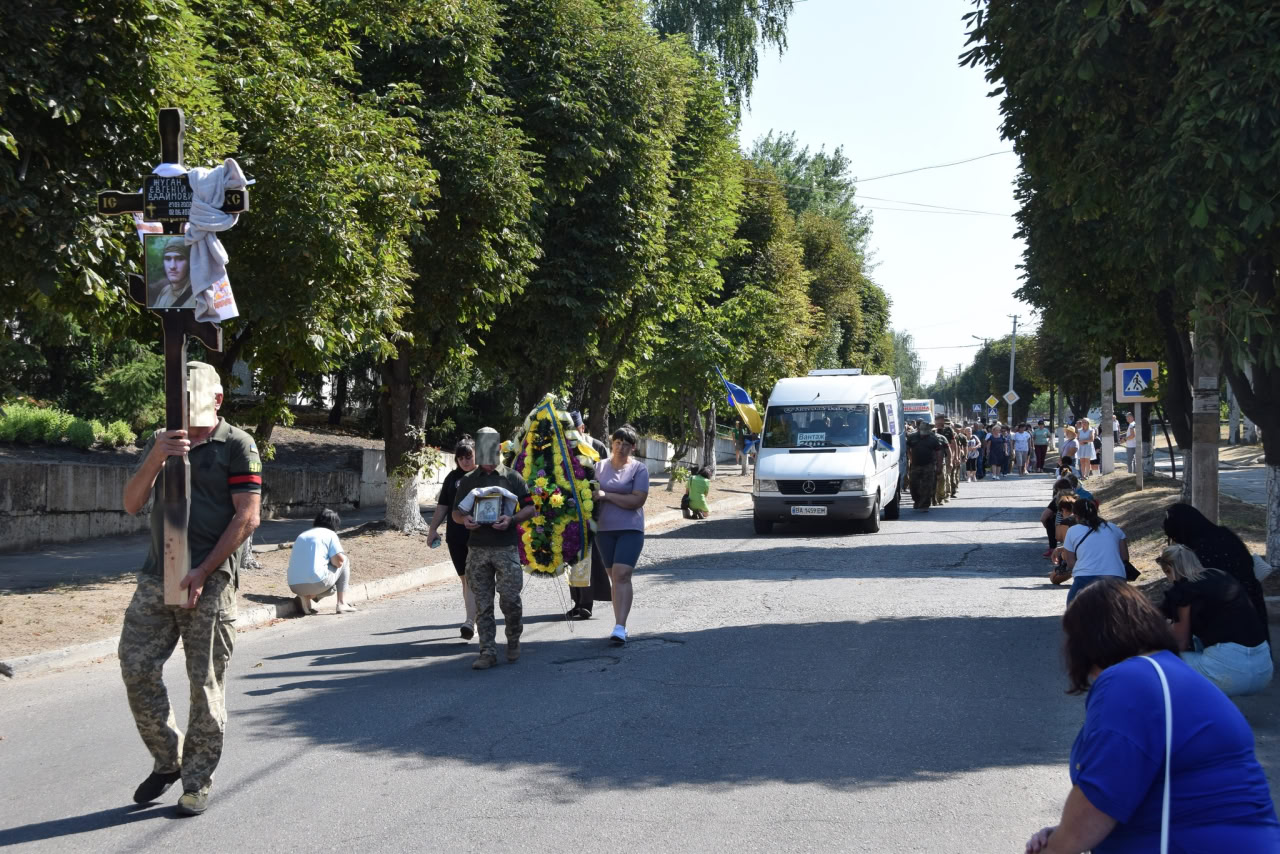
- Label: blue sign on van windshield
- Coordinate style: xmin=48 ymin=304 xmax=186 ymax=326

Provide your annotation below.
xmin=764 ymin=405 xmax=869 ymax=448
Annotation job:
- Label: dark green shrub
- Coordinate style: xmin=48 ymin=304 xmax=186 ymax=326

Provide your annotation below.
xmin=93 ymin=352 xmax=165 ymax=431
xmin=66 ymin=418 xmax=100 ymax=449
xmin=103 ymin=420 xmax=137 ymax=447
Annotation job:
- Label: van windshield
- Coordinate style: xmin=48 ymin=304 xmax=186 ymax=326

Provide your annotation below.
xmin=763 ymin=405 xmax=870 ymax=448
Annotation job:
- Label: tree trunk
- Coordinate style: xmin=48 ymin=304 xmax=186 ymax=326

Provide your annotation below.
xmin=1190 ymin=310 xmax=1222 ymax=523
xmin=380 ymin=351 xmax=429 ymax=532
xmin=328 ymin=369 xmax=348 ymax=426
xmin=1048 ymin=381 xmax=1057 ymax=447
xmin=585 ymin=364 xmax=621 ymax=440
xmin=1221 ymin=255 xmax=1278 ymax=570
xmin=684 ymin=395 xmax=704 ymax=472
xmin=254 ymin=370 xmax=287 ymax=446
xmin=1268 ymin=462 xmax=1280 ymax=576
xmin=701 ymin=401 xmax=717 ymax=479
xmin=1154 ymin=287 xmax=1194 ymax=449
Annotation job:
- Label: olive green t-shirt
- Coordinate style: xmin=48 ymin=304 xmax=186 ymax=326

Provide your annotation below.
xmin=136 ymin=419 xmax=262 ymax=585
xmin=451 ymin=467 xmax=530 ymax=548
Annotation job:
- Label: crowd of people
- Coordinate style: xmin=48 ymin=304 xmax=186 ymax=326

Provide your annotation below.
xmin=111 ymin=362 xmax=1277 ymax=843
xmin=1024 ymin=440 xmax=1278 ymax=851
xmin=904 ymin=414 xmax=1062 ymax=510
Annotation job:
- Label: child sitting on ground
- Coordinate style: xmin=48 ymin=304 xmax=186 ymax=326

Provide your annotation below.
xmin=684 ymin=467 xmax=712 ymax=519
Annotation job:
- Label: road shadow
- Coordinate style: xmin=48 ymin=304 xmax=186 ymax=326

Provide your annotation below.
xmin=236 ymin=615 xmax=1078 ymax=794
xmin=0 ymin=804 xmax=177 ymax=846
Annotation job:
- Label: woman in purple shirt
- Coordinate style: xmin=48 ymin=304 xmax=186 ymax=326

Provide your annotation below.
xmin=594 ymin=424 xmax=649 ymax=646
xmin=1025 ymin=578 xmax=1280 ymax=853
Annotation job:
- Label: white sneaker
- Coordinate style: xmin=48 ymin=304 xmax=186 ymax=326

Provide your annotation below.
xmin=609 ymin=625 xmax=627 ymax=646
xmin=336 ymin=603 xmax=357 ymax=614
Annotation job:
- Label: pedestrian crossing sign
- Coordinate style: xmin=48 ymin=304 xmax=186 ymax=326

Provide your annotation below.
xmin=987 ymin=406 xmax=999 ymax=420
xmin=1115 ymin=361 xmax=1159 ymax=402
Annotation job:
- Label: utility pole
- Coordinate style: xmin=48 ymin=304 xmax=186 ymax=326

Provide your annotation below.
xmin=1007 ymin=315 xmax=1018 ymax=396
xmin=1099 ymin=357 xmax=1115 ymax=475
xmin=1190 ymin=310 xmax=1222 ymax=523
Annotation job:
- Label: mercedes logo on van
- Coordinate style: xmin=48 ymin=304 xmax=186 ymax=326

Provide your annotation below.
xmin=802 ymin=480 xmax=816 ymax=494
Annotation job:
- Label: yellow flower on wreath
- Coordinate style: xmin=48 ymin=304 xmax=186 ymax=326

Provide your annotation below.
xmin=534 ymin=476 xmax=549 ymax=489
xmin=549 ymin=492 xmax=565 ymax=508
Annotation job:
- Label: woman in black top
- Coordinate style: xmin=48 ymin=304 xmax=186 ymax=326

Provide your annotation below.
xmin=1163 ymin=502 xmax=1268 ymax=642
xmin=428 ymin=437 xmax=477 ymax=640
xmin=1040 ymin=477 xmax=1075 ymax=557
xmin=1158 ymin=544 xmax=1273 ymax=696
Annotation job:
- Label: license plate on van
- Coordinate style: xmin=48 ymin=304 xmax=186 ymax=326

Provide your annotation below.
xmin=791 ymin=506 xmax=827 ymax=516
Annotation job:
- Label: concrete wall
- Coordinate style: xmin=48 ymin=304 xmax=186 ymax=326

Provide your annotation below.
xmin=1 ymin=437 xmax=684 ymax=553
xmin=0 ymin=450 xmax=455 ymax=553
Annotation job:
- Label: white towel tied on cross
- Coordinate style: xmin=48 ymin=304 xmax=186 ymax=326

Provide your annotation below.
xmin=154 ymin=158 xmax=245 ymax=323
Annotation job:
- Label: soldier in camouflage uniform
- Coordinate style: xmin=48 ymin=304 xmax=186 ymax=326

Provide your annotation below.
xmin=931 ymin=415 xmax=951 ymax=506
xmin=119 ymin=362 xmax=261 ymax=816
xmin=906 ymin=420 xmax=944 ymax=510
xmin=452 ymin=427 xmax=536 ymax=670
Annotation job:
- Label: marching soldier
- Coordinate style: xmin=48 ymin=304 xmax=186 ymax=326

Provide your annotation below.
xmin=119 ymin=362 xmax=261 ymax=816
xmin=906 ymin=420 xmax=945 ymax=511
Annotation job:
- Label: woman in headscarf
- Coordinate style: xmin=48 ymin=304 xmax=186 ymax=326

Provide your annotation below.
xmin=1163 ymin=502 xmax=1268 ymax=642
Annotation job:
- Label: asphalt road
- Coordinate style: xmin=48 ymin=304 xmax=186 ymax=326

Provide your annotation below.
xmin=2 ymin=474 xmax=1276 ymax=852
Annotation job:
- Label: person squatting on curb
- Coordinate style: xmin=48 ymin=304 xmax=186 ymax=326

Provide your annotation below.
xmin=287 ymin=508 xmax=356 ymax=615
xmin=451 ymin=427 xmax=536 ymax=670
xmin=118 ymin=361 xmax=262 ymax=817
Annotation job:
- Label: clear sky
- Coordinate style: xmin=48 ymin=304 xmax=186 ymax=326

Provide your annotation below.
xmin=737 ymin=0 xmax=1034 ymax=385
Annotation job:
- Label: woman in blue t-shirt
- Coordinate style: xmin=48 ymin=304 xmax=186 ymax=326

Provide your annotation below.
xmin=1024 ymin=578 xmax=1280 ymax=853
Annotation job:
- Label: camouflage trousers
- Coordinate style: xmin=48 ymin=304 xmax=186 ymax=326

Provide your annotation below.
xmin=118 ymin=570 xmax=236 ymax=793
xmin=908 ymin=465 xmax=936 ymax=509
xmin=934 ymin=459 xmax=948 ymax=505
xmin=466 ymin=545 xmax=523 ymax=658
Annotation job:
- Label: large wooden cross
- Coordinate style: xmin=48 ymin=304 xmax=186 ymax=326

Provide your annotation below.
xmin=97 ymin=108 xmax=250 ymax=604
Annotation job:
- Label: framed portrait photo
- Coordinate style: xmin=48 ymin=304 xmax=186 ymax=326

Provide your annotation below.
xmin=473 ymin=494 xmax=502 ymax=525
xmin=145 ymin=233 xmax=198 ymax=310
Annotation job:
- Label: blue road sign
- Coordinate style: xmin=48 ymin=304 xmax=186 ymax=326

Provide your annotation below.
xmin=986 ymin=406 xmax=999 ymax=420
xmin=972 ymin=403 xmax=981 ymax=412
xmin=1122 ymin=369 xmax=1150 ymax=395
xmin=1115 ymin=361 xmax=1159 ymax=402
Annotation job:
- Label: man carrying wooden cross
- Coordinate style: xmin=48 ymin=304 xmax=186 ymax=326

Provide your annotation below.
xmin=119 ymin=361 xmax=261 ymax=816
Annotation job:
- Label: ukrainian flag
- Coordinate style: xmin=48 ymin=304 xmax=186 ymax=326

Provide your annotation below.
xmin=715 ymin=367 xmax=763 ymax=434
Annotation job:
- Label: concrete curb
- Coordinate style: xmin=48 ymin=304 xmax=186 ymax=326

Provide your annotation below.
xmin=0 ymin=491 xmax=755 ymax=680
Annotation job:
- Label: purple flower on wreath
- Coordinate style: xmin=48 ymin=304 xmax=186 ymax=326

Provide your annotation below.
xmin=537 ymin=469 xmax=546 ymax=477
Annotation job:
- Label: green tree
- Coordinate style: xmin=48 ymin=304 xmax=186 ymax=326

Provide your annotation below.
xmin=647 ymin=0 xmax=795 ymax=104
xmin=359 ymin=0 xmax=540 ymax=529
xmin=890 ymin=329 xmax=924 ymax=397
xmin=193 ymin=0 xmax=433 ymax=449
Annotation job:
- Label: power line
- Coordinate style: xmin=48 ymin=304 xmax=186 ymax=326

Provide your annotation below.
xmin=857 ymin=194 xmax=1011 ymax=217
xmin=854 ymin=151 xmax=1015 ymax=183
xmin=739 ymin=177 xmax=1014 ymax=216
xmin=861 ymin=205 xmax=1009 ymax=218
xmin=912 ymin=343 xmax=985 ymax=350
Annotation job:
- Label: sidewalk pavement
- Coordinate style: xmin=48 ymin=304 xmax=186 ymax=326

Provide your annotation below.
xmin=1117 ymin=447 xmax=1269 ymax=506
xmin=0 ymin=503 xmax=412 ymax=594
xmin=0 ymin=488 xmax=755 ymax=679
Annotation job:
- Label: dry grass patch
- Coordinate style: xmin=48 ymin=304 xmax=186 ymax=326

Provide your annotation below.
xmin=1082 ymin=470 xmax=1272 ymax=596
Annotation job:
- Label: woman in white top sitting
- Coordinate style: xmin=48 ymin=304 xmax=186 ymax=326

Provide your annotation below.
xmin=287 ymin=508 xmax=355 ymax=614
xmin=1060 ymin=497 xmax=1128 ymax=605
xmin=1076 ymin=418 xmax=1097 ymax=478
